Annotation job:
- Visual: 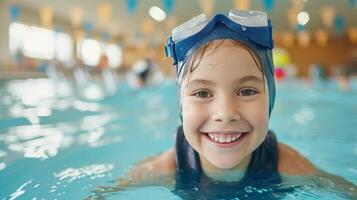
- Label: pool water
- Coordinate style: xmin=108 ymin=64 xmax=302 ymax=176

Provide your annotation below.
xmin=0 ymin=78 xmax=356 ymax=199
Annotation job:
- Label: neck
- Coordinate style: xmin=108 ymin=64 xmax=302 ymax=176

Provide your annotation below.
xmin=199 ymin=154 xmax=252 ymax=182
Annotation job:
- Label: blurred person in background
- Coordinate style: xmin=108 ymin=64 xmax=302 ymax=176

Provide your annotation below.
xmin=127 ymin=58 xmax=164 ymax=89
xmin=309 ymin=63 xmax=325 ymax=81
xmin=97 ymin=54 xmax=118 ymax=95
xmin=334 ymin=53 xmax=357 ymax=91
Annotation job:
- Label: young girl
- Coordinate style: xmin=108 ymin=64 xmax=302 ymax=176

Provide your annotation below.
xmin=93 ymin=9 xmax=356 ymax=199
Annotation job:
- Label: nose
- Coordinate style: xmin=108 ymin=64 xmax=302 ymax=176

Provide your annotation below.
xmin=212 ymin=95 xmax=241 ymax=123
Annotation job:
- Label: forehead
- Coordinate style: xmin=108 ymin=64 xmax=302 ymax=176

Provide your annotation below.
xmin=185 ymin=40 xmax=263 ymax=82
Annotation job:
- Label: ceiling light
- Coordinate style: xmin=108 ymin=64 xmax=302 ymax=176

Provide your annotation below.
xmin=297 ymin=11 xmax=310 ymax=26
xmin=149 ymin=6 xmax=166 ymax=22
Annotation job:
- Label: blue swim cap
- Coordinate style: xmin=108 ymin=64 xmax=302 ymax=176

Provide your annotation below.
xmin=165 ymin=11 xmax=276 ymax=116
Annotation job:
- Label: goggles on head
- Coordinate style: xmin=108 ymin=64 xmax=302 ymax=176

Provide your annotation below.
xmin=164 ymin=9 xmax=276 ymax=117
xmin=165 ymin=9 xmax=273 ymax=66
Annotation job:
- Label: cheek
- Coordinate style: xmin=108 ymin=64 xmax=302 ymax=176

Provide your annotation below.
xmin=242 ymin=96 xmax=269 ymax=131
xmin=181 ymin=97 xmax=207 ymax=149
xmin=254 ymin=100 xmax=269 ymax=122
xmin=181 ymin=98 xmax=202 ymax=129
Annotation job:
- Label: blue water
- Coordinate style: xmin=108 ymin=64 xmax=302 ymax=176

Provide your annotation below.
xmin=0 ymin=78 xmax=356 ymax=199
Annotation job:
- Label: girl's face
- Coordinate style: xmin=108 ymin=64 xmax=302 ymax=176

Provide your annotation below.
xmin=180 ymin=40 xmax=269 ymax=171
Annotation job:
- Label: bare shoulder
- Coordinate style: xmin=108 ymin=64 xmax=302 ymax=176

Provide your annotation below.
xmin=133 ymin=147 xmax=176 ymax=175
xmin=121 ymin=147 xmax=176 ymax=186
xmin=278 ymin=142 xmax=317 ymax=175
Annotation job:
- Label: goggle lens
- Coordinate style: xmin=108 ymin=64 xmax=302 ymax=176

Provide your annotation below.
xmin=172 ymin=9 xmax=268 ymax=42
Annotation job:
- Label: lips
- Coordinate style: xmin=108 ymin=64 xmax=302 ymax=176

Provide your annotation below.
xmin=201 ymin=131 xmax=250 ymax=146
xmin=207 ymin=132 xmax=243 ymax=143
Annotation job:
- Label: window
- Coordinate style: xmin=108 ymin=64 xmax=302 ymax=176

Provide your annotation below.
xmin=77 ymin=39 xmax=101 ymax=67
xmin=9 ymin=22 xmax=73 ymax=62
xmin=9 ymin=22 xmax=27 ymax=55
xmin=104 ymin=44 xmax=122 ymax=68
xmin=22 ymin=26 xmax=55 ymax=60
xmin=77 ymin=39 xmax=123 ymax=68
xmin=55 ymin=32 xmax=73 ymax=63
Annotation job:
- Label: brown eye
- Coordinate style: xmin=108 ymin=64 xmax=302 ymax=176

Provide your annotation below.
xmin=193 ymin=91 xmax=212 ymax=98
xmin=238 ymin=88 xmax=258 ymax=96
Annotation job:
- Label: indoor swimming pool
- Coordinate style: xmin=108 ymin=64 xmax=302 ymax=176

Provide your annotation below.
xmin=0 ymin=78 xmax=356 ymax=199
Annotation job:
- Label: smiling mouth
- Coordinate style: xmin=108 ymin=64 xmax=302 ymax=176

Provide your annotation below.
xmin=202 ymin=132 xmax=249 ymax=144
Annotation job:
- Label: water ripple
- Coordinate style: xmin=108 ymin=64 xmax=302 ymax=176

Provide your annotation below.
xmin=54 ymin=164 xmax=114 ymax=183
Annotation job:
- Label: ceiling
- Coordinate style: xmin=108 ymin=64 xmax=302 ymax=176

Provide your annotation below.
xmin=3 ymin=0 xmax=357 ymax=40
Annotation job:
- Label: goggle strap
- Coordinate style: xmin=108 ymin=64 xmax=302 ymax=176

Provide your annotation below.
xmin=268 ymin=20 xmax=274 ymax=48
xmin=165 ymin=37 xmax=178 ymax=65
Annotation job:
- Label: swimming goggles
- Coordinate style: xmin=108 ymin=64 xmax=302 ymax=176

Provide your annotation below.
xmin=165 ymin=9 xmax=273 ymax=66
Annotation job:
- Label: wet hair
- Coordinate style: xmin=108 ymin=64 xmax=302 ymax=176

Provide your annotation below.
xmin=177 ymin=39 xmax=266 ymax=90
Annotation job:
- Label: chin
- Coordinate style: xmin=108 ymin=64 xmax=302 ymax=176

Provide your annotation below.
xmin=205 ymin=154 xmax=246 ymax=170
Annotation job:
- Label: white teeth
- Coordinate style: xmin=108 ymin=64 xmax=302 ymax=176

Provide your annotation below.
xmin=218 ymin=137 xmax=225 ymax=143
xmin=207 ymin=133 xmax=244 ymax=143
xmin=235 ymin=133 xmax=242 ymax=139
xmin=208 ymin=134 xmax=218 ymax=142
xmin=224 ymin=137 xmax=229 ymax=143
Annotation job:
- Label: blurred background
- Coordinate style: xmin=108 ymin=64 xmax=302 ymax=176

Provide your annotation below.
xmin=0 ymin=0 xmax=356 ymax=81
xmin=0 ymin=0 xmax=357 ymax=199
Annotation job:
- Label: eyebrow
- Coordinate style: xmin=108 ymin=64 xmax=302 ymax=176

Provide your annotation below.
xmin=186 ymin=75 xmax=264 ymax=88
xmin=236 ymin=76 xmax=264 ymax=84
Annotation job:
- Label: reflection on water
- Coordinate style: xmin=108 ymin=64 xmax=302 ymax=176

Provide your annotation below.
xmin=0 ymin=79 xmax=125 ymax=161
xmin=0 ymin=113 xmax=123 ymax=160
xmin=7 ymin=79 xmax=56 ymax=107
xmin=293 ymin=107 xmax=315 ymax=125
xmin=72 ymin=100 xmax=101 ymax=112
xmin=0 ymin=78 xmax=131 ymax=199
xmin=0 ymin=162 xmax=5 ymax=171
xmin=81 ymin=84 xmax=105 ymax=100
xmin=9 ymin=180 xmax=33 ymax=200
xmin=4 ymin=124 xmax=67 ymax=159
xmin=54 ymin=164 xmax=114 ymax=183
xmin=81 ymin=114 xmax=113 ymax=131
